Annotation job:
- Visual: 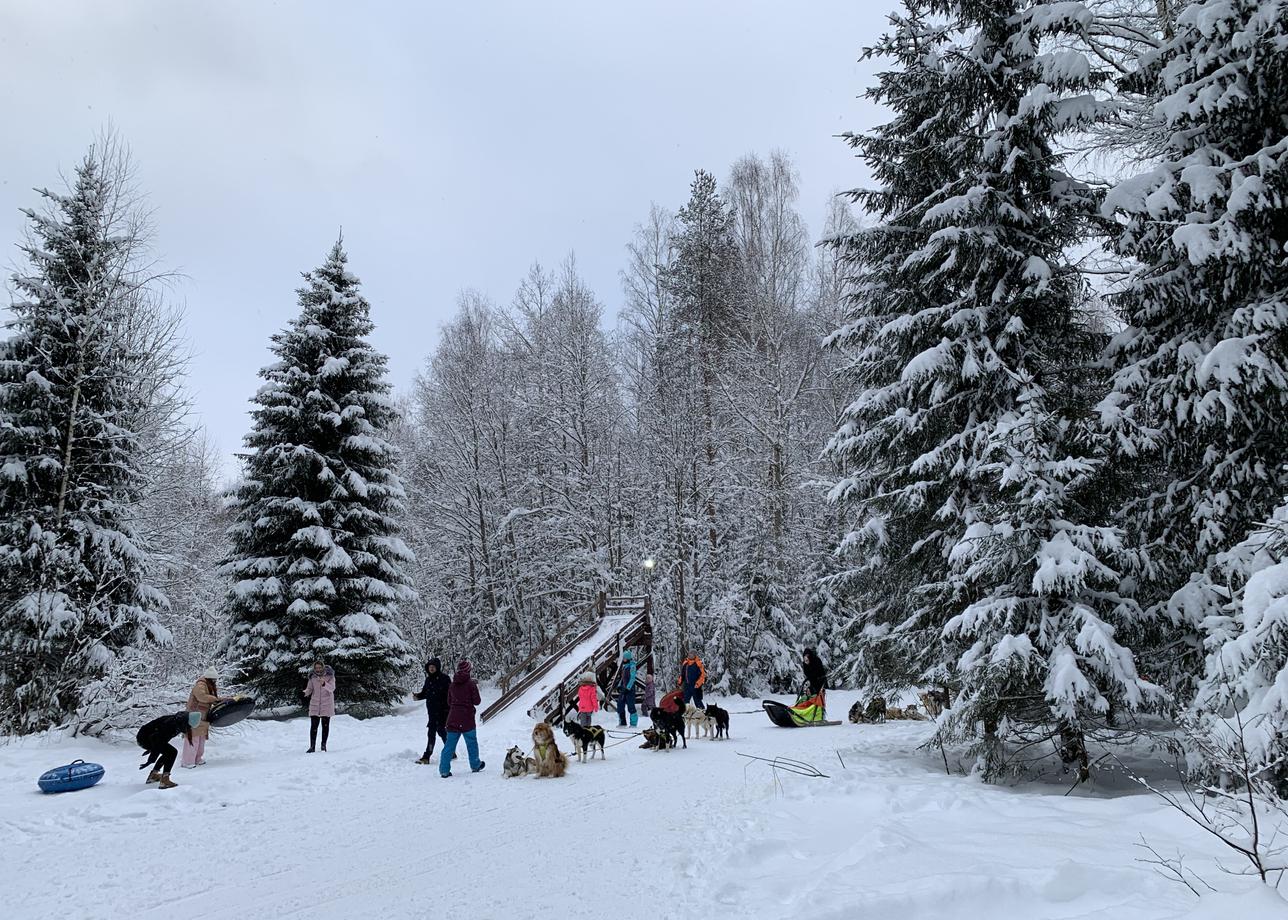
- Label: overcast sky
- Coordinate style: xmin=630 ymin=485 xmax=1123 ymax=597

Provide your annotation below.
xmin=0 ymin=1 xmax=897 ymax=471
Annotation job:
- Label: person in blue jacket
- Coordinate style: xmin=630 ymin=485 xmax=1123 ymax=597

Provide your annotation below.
xmin=615 ymin=650 xmax=638 ymax=727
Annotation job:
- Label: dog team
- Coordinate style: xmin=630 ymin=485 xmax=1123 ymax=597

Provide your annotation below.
xmin=409 ymin=647 xmax=742 ymax=780
xmin=138 ymin=647 xmax=820 ymax=787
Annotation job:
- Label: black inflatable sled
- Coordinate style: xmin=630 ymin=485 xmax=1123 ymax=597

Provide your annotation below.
xmin=763 ymin=691 xmax=840 ymax=728
xmin=208 ymin=696 xmax=256 ymax=728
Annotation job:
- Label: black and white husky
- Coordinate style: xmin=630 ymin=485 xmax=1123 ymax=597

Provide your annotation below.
xmin=562 ymin=721 xmax=606 ymax=762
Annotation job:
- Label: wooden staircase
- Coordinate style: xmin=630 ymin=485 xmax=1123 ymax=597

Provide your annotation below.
xmin=479 ymin=593 xmax=653 ymax=725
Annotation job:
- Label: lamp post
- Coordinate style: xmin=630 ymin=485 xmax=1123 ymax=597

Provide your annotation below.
xmin=641 ymin=557 xmax=656 ymax=599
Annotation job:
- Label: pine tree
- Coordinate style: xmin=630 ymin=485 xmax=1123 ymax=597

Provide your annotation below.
xmin=221 ymin=241 xmax=415 ymax=708
xmin=829 ymin=2 xmax=1148 ymax=776
xmin=1101 ymin=0 xmax=1288 ymax=701
xmin=0 ymin=149 xmax=167 ymax=733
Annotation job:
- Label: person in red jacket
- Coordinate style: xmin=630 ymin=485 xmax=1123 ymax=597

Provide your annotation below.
xmin=575 ymin=671 xmax=602 ymax=727
xmin=439 ymin=659 xmax=485 ymax=778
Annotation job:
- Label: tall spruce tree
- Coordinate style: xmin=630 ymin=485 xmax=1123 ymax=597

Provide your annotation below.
xmin=0 ymin=149 xmax=167 ymax=733
xmin=1101 ymin=0 xmax=1288 ymax=704
xmin=659 ymin=170 xmax=743 ymax=653
xmin=221 ymin=241 xmax=415 ymax=708
xmin=829 ymin=2 xmax=1148 ymax=776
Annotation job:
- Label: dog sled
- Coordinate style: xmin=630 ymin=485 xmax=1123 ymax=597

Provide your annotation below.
xmin=762 ymin=690 xmax=841 ymax=728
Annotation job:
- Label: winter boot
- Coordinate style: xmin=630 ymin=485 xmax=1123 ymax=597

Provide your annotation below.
xmin=146 ymin=770 xmax=162 ymax=785
xmin=306 ymin=747 xmax=316 ymax=754
xmin=158 ymin=774 xmax=177 ymax=790
xmin=630 ymin=713 xmax=638 ymax=728
xmin=618 ymin=719 xmax=627 ymax=727
xmin=471 ymin=760 xmax=486 ymax=773
xmin=416 ymin=754 xmax=433 ymax=765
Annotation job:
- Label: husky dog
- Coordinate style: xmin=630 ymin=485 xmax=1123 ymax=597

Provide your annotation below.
xmin=849 ymin=697 xmax=887 ymax=724
xmin=640 ymin=727 xmax=673 ymax=750
xmin=562 ymin=721 xmax=606 ymax=762
xmin=684 ymin=703 xmax=714 ymax=739
xmin=503 ymin=745 xmax=531 ymax=777
xmin=705 ymin=703 xmax=730 ymax=739
xmin=530 ymin=722 xmax=568 ymax=777
xmin=649 ymin=708 xmax=685 ymax=749
xmin=919 ymin=689 xmax=948 ymax=718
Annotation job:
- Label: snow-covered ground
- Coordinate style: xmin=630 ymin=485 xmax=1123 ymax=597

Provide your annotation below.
xmin=2 ymin=690 xmax=1285 ymax=920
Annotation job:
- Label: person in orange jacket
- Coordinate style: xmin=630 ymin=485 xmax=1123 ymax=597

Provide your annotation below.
xmin=678 ymin=652 xmax=706 ymax=709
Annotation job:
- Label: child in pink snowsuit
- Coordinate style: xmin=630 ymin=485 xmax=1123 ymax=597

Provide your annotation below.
xmin=575 ymin=672 xmax=601 ymax=728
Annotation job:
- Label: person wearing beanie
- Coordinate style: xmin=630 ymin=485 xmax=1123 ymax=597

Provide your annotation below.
xmin=575 ymin=671 xmax=602 ymax=728
xmin=182 ymin=667 xmax=229 ymax=768
xmin=439 ymin=659 xmax=484 ymax=777
xmin=412 ymin=657 xmax=451 ymax=764
xmin=615 ymin=650 xmax=638 ymax=728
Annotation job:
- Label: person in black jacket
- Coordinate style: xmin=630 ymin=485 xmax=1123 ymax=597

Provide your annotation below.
xmin=413 ymin=657 xmax=451 ymax=765
xmin=802 ymin=647 xmax=828 ymax=698
xmin=137 ymin=711 xmax=195 ymax=789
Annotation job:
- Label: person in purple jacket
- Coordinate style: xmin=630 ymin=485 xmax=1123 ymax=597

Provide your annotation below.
xmin=439 ymin=659 xmax=486 ymax=777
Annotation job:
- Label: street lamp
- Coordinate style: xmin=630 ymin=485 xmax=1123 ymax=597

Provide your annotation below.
xmin=641 ymin=557 xmax=656 ymax=597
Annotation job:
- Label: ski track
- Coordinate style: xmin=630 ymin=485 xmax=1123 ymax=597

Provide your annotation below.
xmin=2 ymin=691 xmax=1286 ymax=920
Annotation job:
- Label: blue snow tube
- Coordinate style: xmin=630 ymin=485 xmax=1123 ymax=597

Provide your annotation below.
xmin=37 ymin=759 xmax=105 ymax=794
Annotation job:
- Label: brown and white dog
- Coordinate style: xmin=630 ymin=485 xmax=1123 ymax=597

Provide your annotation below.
xmin=684 ymin=703 xmax=714 ymax=739
xmin=640 ymin=727 xmax=674 ymax=750
xmin=919 ymin=689 xmax=948 ymax=718
xmin=530 ymin=722 xmax=568 ymax=777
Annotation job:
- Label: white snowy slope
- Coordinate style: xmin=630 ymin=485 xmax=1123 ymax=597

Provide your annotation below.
xmin=1 ymin=691 xmax=1284 ymax=920
xmin=496 ymin=612 xmax=633 ymax=721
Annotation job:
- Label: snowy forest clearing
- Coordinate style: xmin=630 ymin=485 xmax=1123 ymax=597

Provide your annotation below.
xmin=1 ymin=691 xmax=1282 ymax=920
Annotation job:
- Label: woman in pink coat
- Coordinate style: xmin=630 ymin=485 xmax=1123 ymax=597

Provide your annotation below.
xmin=303 ymin=660 xmax=336 ymax=753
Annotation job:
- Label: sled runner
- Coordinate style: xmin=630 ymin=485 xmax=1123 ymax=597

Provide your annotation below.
xmin=208 ymin=696 xmax=256 ymax=728
xmin=37 ymin=759 xmax=105 ymax=794
xmin=762 ymin=691 xmax=840 ymax=728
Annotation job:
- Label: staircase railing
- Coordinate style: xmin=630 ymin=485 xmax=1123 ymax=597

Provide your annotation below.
xmin=532 ymin=601 xmax=653 ymax=725
xmin=494 ymin=593 xmax=606 ymax=696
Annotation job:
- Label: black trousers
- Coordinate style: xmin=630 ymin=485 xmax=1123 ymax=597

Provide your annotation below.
xmin=310 ymin=716 xmax=331 ymax=748
xmin=149 ymin=744 xmax=177 ymax=775
xmin=424 ymin=713 xmax=447 ymax=756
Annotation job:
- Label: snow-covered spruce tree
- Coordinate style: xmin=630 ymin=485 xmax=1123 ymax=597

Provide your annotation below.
xmin=829 ymin=1 xmax=1149 ymax=777
xmin=0 ymin=148 xmax=167 ymax=734
xmin=658 ymin=170 xmax=744 ymax=656
xmin=221 ymin=241 xmax=414 ymax=708
xmin=1100 ymin=0 xmax=1288 ymax=704
xmin=1199 ymin=498 xmax=1288 ymax=792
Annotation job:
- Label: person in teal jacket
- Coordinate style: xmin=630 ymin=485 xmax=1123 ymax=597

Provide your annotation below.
xmin=615 ymin=649 xmax=638 ymax=727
